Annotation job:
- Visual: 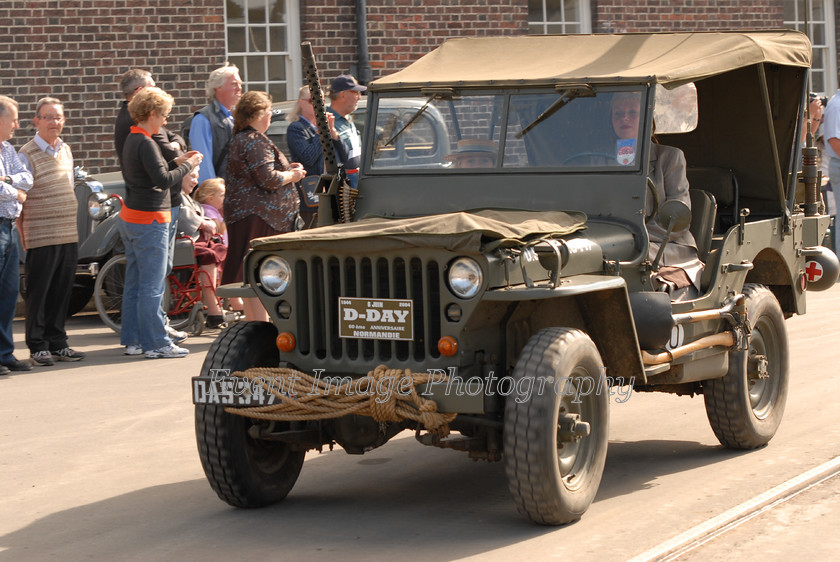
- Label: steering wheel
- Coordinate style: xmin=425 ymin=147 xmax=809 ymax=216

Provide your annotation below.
xmin=645 ymin=177 xmax=660 ymax=224
xmin=561 ymin=151 xmax=615 ymax=166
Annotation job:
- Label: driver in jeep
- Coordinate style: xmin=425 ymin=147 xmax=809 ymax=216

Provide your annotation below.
xmin=445 ymin=139 xmax=497 ymax=168
xmin=611 ymin=92 xmax=703 ymax=300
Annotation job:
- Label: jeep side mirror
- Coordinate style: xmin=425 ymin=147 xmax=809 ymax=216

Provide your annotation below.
xmin=652 ymin=199 xmax=691 ymax=270
xmin=656 ymin=199 xmax=692 ymax=232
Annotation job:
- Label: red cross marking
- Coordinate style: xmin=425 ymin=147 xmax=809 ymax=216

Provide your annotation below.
xmin=805 ymin=260 xmax=823 ymax=282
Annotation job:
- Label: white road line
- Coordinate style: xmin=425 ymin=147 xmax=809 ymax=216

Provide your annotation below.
xmin=629 ymin=455 xmax=840 ymax=562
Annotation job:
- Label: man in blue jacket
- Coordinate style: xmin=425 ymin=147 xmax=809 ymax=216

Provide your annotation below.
xmin=189 ymin=64 xmax=242 ymax=185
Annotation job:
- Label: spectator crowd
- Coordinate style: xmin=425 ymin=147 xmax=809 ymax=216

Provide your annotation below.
xmin=0 ymin=65 xmax=365 ymax=368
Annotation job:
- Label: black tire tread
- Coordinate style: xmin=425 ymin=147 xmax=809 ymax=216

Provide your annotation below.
xmin=195 ymin=321 xmax=305 ymax=507
xmin=703 ymin=283 xmax=789 ymax=449
xmin=503 ymin=327 xmax=609 ymax=525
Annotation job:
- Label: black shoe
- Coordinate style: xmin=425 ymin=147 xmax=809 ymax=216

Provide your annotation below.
xmin=0 ymin=364 xmax=10 ymax=376
xmin=51 ymin=347 xmax=85 ymax=362
xmin=205 ymin=315 xmax=225 ymax=329
xmin=30 ymin=350 xmax=55 ymax=366
xmin=2 ymin=358 xmax=33 ymax=371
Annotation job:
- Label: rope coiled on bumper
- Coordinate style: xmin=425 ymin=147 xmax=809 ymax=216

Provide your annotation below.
xmin=224 ymin=365 xmax=456 ymax=435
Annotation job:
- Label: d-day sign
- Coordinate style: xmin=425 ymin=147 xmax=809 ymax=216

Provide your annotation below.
xmin=339 ymin=297 xmax=414 ymax=341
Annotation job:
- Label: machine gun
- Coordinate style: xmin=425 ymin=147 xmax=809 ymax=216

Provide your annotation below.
xmin=301 ymin=41 xmax=358 ymax=226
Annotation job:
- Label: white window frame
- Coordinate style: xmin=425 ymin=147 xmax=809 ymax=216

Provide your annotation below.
xmin=528 ymin=0 xmax=592 ymax=34
xmin=224 ymin=0 xmax=302 ymax=101
xmin=784 ymin=0 xmax=837 ymax=95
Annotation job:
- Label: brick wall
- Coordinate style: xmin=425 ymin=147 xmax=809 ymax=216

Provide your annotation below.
xmin=0 ymin=0 xmax=226 ymax=175
xmin=0 ymin=0 xmax=831 ymax=175
xmin=300 ymin=0 xmax=529 ymax=81
xmin=593 ymin=0 xmax=785 ymax=33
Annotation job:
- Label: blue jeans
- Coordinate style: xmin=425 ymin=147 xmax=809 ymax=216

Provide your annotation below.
xmin=0 ymin=220 xmax=19 ymax=363
xmin=119 ymin=218 xmax=172 ymax=351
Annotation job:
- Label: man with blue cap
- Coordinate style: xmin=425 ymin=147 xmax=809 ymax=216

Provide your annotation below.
xmin=328 ymin=74 xmax=366 ymax=189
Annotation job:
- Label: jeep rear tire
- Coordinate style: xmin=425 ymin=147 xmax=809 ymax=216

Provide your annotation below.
xmin=504 ymin=328 xmax=609 ymax=525
xmin=704 ymin=284 xmax=789 ymax=449
xmin=195 ymin=321 xmax=305 ymax=507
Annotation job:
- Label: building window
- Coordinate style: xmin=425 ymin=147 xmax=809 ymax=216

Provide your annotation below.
xmin=784 ymin=0 xmax=837 ymax=95
xmin=528 ymin=0 xmax=591 ymax=34
xmin=225 ymin=0 xmax=301 ymax=101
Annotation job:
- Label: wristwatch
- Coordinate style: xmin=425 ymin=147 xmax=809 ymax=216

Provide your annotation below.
xmin=2 ymin=176 xmax=10 ymax=185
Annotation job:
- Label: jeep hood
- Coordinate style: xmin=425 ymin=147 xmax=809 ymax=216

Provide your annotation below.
xmin=250 ymin=210 xmax=587 ymax=253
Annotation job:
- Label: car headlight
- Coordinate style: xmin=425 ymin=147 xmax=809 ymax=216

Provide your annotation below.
xmin=87 ymin=192 xmax=114 ymax=221
xmin=447 ymin=257 xmax=483 ymax=299
xmin=259 ymin=256 xmax=292 ymax=295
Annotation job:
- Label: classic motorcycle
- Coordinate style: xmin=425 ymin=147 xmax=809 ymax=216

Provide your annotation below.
xmin=69 ymin=167 xmax=125 ymax=315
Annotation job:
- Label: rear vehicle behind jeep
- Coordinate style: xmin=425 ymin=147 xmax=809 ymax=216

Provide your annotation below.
xmin=193 ymin=31 xmax=837 ymax=524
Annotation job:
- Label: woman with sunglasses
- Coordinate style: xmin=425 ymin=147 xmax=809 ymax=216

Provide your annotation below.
xmin=120 ymin=87 xmax=202 ymax=358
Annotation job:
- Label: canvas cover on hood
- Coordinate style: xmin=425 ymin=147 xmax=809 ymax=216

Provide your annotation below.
xmin=250 ymin=210 xmax=587 ymax=253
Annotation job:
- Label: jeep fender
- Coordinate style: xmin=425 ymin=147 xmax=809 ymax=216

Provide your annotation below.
xmin=484 ymin=275 xmax=646 ymax=384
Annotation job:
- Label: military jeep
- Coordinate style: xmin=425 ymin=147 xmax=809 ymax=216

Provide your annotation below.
xmin=193 ymin=31 xmax=838 ymax=525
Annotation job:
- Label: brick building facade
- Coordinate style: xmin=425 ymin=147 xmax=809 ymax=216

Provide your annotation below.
xmin=1 ymin=0 xmax=836 ymax=175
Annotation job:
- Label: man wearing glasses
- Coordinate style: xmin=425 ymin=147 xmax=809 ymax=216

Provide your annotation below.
xmin=114 ymin=68 xmax=185 ymax=166
xmin=17 ymin=97 xmax=85 ymax=366
xmin=287 ymin=85 xmax=347 ymax=177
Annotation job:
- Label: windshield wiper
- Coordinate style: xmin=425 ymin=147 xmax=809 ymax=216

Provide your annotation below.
xmin=384 ymin=88 xmax=455 ymax=147
xmin=516 ymin=84 xmax=596 ymax=139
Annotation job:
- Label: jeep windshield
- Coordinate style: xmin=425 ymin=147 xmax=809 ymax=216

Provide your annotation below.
xmin=368 ymin=87 xmax=649 ymax=172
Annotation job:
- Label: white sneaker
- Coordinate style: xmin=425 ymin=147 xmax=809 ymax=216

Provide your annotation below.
xmin=165 ymin=326 xmax=188 ymax=344
xmin=145 ymin=344 xmax=189 ymax=359
xmin=124 ymin=345 xmax=143 ymax=356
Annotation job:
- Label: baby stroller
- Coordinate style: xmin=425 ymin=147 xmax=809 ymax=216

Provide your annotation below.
xmin=94 ymin=235 xmax=236 ymax=336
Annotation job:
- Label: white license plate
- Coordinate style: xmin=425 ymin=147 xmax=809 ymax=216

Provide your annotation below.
xmin=192 ymin=375 xmax=277 ymax=406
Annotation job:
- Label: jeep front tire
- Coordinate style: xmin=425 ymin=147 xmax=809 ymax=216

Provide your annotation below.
xmin=504 ymin=328 xmax=609 ymax=525
xmin=195 ymin=321 xmax=305 ymax=507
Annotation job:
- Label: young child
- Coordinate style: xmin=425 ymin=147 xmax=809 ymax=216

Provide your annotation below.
xmin=192 ymin=178 xmax=243 ymax=319
xmin=193 ymin=178 xmax=227 ymax=246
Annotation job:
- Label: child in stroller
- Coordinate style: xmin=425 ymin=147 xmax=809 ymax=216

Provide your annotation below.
xmin=178 ymin=169 xmax=228 ymax=329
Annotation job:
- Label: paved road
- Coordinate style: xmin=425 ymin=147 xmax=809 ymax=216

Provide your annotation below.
xmin=679 ymin=472 xmax=840 ymax=560
xmin=1 ymin=286 xmax=839 ymax=560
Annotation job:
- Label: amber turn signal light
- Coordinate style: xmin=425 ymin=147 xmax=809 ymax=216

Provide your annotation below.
xmin=276 ymin=332 xmax=296 ymax=352
xmin=437 ymin=336 xmax=458 ymax=357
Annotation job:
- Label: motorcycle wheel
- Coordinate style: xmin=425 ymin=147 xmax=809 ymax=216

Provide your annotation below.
xmin=94 ymin=254 xmax=126 ymax=334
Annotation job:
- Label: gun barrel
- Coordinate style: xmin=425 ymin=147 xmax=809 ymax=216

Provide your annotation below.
xmin=301 ymin=41 xmax=338 ymax=176
xmin=301 ymin=41 xmax=339 ymax=226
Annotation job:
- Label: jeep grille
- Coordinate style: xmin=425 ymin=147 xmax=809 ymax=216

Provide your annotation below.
xmin=293 ymin=256 xmax=442 ymax=363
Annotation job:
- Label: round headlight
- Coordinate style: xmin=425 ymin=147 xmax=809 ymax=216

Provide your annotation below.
xmin=87 ymin=192 xmax=111 ymax=220
xmin=259 ymin=256 xmax=292 ymax=295
xmin=447 ymin=257 xmax=483 ymax=299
